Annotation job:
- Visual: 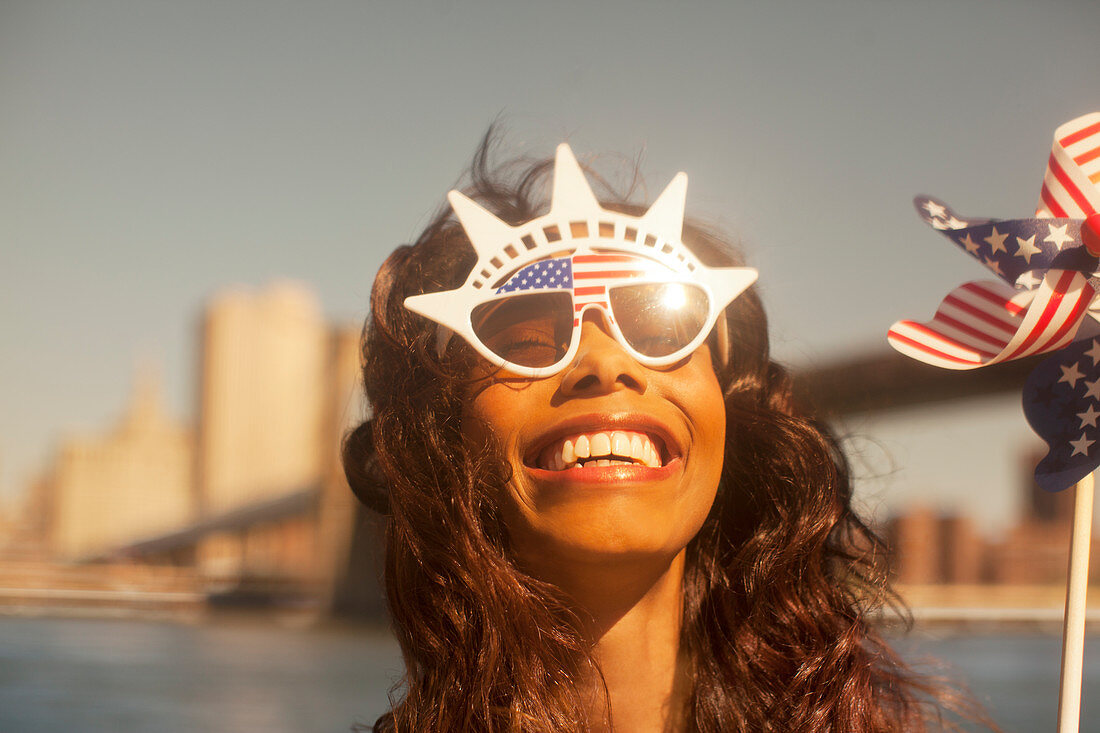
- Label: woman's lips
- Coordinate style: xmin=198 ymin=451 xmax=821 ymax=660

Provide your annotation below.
xmin=526 ymin=454 xmax=682 ymax=483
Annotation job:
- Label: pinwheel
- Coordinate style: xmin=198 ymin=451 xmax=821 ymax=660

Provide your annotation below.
xmin=888 ymin=112 xmax=1100 ymax=733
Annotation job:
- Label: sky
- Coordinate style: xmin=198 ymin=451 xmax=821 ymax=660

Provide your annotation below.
xmin=2 ymin=0 xmax=1099 ymax=533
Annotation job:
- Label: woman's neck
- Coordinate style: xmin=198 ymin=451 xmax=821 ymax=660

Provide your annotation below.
xmin=548 ymin=550 xmax=690 ymax=733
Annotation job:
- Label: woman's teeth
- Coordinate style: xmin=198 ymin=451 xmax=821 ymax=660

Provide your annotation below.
xmin=538 ymin=430 xmax=662 ymax=471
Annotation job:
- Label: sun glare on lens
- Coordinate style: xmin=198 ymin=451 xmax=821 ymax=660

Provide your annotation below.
xmin=661 ymin=284 xmax=688 ymax=311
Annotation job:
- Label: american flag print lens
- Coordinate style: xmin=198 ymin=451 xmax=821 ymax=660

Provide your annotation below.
xmin=471 ymin=253 xmax=714 ymax=369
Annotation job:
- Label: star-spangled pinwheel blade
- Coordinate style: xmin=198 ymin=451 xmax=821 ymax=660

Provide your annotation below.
xmin=914 ymin=196 xmax=990 ymax=230
xmin=914 ymin=196 xmax=1092 ymax=289
xmin=1024 ymin=338 xmax=1100 ymax=492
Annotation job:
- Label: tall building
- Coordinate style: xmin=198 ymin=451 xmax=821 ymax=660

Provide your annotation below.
xmin=49 ymin=371 xmax=195 ymax=560
xmin=940 ymin=514 xmax=985 ymax=584
xmin=184 ymin=282 xmax=375 ymax=607
xmin=197 ymin=281 xmax=328 ymax=515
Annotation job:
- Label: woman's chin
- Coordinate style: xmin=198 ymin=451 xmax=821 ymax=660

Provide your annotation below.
xmin=505 ymin=505 xmax=700 ymax=572
xmin=503 ymin=459 xmax=714 ymax=572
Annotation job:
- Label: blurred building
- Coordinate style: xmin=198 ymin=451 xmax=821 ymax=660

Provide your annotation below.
xmin=125 ymin=282 xmax=375 ymax=612
xmin=887 ymin=507 xmax=987 ymax=585
xmin=191 ymin=282 xmax=328 ymax=584
xmin=47 ymin=371 xmax=195 ymax=561
xmin=887 ymin=462 xmax=1098 ymax=586
xmin=198 ymin=282 xmax=327 ymax=517
xmin=0 ymin=473 xmax=54 ymax=561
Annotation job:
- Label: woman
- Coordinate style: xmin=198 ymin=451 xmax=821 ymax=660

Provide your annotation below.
xmin=344 ymin=134 xmax=987 ymax=732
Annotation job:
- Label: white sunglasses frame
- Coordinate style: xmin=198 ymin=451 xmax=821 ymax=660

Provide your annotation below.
xmin=453 ymin=270 xmax=756 ymax=378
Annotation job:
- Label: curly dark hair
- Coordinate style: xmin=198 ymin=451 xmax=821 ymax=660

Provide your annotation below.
xmin=343 ymin=132 xmax=994 ymax=732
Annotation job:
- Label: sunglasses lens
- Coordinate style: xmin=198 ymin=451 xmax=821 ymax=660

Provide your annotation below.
xmin=610 ymin=283 xmax=710 ymax=357
xmin=471 ymin=292 xmax=574 ymax=368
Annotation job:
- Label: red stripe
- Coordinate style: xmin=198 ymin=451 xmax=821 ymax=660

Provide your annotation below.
xmin=573 ymin=285 xmax=606 ymax=296
xmin=915 ymin=322 xmax=997 ymax=358
xmin=1060 ymin=119 xmax=1100 ymax=147
xmin=942 ymin=294 xmax=1017 ymax=334
xmin=1049 ymin=155 xmax=1094 ymax=215
xmin=888 ymin=328 xmax=984 ymax=365
xmin=573 ymin=254 xmax=637 ymax=263
xmin=1041 ymin=183 xmax=1069 ymax=217
xmin=960 ymin=282 xmax=1025 ymax=316
xmin=1074 ymin=145 xmax=1100 ymax=166
xmin=1005 ymin=271 xmax=1074 ymax=359
xmin=1032 ymin=283 xmax=1093 ymax=353
xmin=935 ymin=313 xmax=1010 ymax=350
xmin=573 ymin=270 xmax=643 ymax=279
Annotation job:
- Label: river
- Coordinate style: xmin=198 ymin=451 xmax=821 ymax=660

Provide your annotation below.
xmin=0 ymin=616 xmax=1095 ymax=731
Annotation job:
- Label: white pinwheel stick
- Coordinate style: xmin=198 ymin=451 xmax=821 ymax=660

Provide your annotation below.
xmin=1057 ymin=472 xmax=1094 ymax=733
xmin=1043 ymin=111 xmax=1100 ymax=733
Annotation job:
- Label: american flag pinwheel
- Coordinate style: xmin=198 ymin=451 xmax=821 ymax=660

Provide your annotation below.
xmin=888 ymin=112 xmax=1100 ymax=493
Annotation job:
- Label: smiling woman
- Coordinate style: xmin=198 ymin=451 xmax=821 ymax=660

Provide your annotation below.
xmin=342 ymin=133 xmax=992 ymax=732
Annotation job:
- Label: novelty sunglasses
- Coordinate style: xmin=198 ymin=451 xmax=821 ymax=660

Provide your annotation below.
xmin=403 ymin=144 xmax=758 ymax=378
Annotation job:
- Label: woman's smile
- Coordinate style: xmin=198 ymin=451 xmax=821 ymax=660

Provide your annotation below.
xmin=525 ymin=413 xmax=676 ymax=469
xmin=532 ymin=429 xmax=665 ymax=471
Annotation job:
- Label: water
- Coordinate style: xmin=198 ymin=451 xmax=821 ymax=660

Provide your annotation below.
xmin=897 ymin=631 xmax=1100 ymax=731
xmin=0 ymin=616 xmax=1096 ymax=732
xmin=0 ymin=616 xmax=402 ymax=733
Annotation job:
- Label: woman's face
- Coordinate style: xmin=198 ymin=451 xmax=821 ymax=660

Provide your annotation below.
xmin=463 ymin=311 xmax=727 ymax=574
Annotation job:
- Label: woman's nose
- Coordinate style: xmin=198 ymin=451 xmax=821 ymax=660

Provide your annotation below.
xmin=558 ymin=310 xmax=648 ymax=396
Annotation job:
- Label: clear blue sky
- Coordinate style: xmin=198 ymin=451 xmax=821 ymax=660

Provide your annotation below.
xmin=2 ymin=0 xmax=1099 ymax=531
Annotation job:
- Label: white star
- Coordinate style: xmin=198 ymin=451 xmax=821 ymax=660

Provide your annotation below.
xmin=1086 ymin=340 xmax=1100 ymax=366
xmin=1045 ymin=222 xmax=1074 ymax=249
xmin=984 ymin=226 xmax=1009 ymax=254
xmin=1070 ymin=433 xmax=1095 ymax=457
xmin=923 ymin=200 xmax=947 ymax=218
xmin=1013 ymin=234 xmax=1041 ymax=262
xmin=959 ymin=234 xmax=981 ymax=254
xmin=946 ymin=216 xmax=966 ymax=229
xmin=983 ymin=257 xmax=1004 ymax=276
xmin=1084 ymin=378 xmax=1100 ymax=400
xmin=1060 ymin=361 xmax=1085 ymax=388
xmin=1079 ymin=406 xmax=1100 ymax=428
